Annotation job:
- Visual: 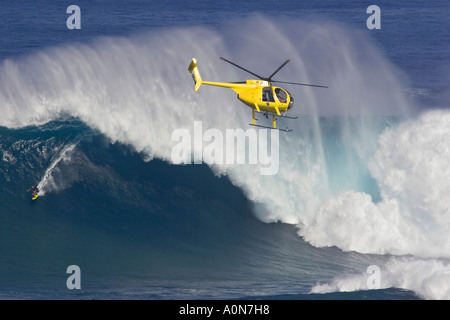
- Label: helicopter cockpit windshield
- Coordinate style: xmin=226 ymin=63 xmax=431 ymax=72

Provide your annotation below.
xmin=275 ymin=88 xmax=288 ymax=103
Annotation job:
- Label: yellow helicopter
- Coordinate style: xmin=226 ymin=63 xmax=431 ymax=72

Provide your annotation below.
xmin=188 ymin=57 xmax=327 ymax=131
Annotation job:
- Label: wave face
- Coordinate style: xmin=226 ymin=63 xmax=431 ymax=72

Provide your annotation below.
xmin=1 ymin=16 xmax=449 ymax=299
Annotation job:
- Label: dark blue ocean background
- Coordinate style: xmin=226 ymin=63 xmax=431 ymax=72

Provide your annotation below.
xmin=0 ymin=0 xmax=448 ymax=299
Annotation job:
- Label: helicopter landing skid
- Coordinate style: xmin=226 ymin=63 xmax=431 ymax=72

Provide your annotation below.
xmin=277 ymin=114 xmax=299 ymax=119
xmin=249 ymin=124 xmax=293 ymax=132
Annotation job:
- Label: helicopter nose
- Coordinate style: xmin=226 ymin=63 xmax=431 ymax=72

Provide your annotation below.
xmin=288 ymin=95 xmax=294 ymax=110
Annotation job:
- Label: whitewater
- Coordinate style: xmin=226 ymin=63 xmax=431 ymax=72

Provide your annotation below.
xmin=1 ymin=16 xmax=449 ymax=299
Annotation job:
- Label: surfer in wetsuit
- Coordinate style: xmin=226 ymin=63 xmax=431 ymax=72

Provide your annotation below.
xmin=27 ymin=185 xmax=38 ymax=197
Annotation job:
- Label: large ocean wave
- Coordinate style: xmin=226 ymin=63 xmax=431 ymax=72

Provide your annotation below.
xmin=1 ymin=16 xmax=449 ymax=298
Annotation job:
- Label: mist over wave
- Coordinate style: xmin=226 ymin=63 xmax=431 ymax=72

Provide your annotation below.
xmin=1 ymin=16 xmax=448 ymax=298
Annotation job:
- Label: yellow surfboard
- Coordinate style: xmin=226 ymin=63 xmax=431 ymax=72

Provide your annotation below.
xmin=32 ymin=193 xmax=39 ymax=200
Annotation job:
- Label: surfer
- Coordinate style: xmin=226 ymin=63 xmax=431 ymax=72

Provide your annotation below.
xmin=27 ymin=185 xmax=38 ymax=198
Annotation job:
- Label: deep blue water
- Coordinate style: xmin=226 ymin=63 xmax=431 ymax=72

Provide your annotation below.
xmin=0 ymin=0 xmax=448 ymax=300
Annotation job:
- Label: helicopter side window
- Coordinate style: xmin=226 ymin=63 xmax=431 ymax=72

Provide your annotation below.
xmin=275 ymin=88 xmax=287 ymax=103
xmin=262 ymin=87 xmax=274 ymax=102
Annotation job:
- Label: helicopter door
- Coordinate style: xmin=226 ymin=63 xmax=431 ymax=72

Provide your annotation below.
xmin=262 ymin=87 xmax=274 ymax=103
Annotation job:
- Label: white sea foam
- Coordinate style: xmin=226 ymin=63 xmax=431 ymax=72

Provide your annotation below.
xmin=299 ymin=110 xmax=450 ymax=259
xmin=37 ymin=143 xmax=78 ymax=195
xmin=311 ymin=257 xmax=450 ymax=300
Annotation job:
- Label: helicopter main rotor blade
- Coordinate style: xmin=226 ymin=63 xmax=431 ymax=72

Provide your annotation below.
xmin=272 ymin=80 xmax=328 ymax=88
xmin=267 ymin=59 xmax=290 ymax=81
xmin=220 ymin=57 xmax=266 ymax=80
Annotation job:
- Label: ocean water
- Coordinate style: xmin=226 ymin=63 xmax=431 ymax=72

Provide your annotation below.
xmin=0 ymin=0 xmax=449 ymax=300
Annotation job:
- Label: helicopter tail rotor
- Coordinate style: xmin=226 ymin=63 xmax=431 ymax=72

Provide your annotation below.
xmin=188 ymin=58 xmax=203 ymax=91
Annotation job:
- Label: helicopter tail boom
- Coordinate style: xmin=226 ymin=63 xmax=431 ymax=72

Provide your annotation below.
xmin=188 ymin=58 xmax=256 ymax=94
